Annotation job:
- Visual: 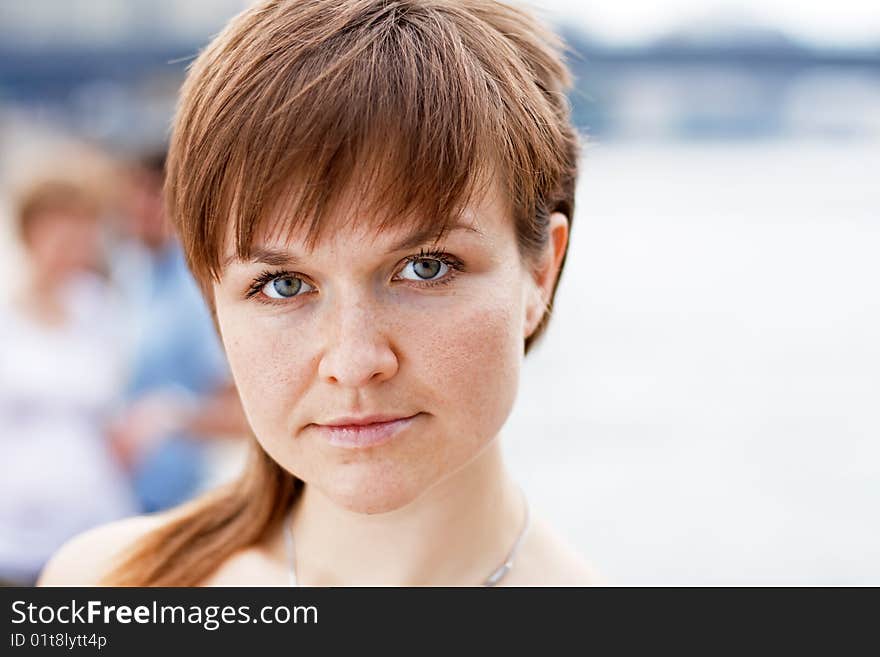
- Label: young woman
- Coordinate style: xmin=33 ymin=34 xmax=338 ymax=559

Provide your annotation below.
xmin=39 ymin=0 xmax=596 ymax=586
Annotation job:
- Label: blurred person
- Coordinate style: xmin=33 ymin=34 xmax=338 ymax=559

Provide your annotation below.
xmin=0 ymin=177 xmax=137 ymax=585
xmin=107 ymin=150 xmax=249 ymax=513
xmin=39 ymin=0 xmax=597 ymax=586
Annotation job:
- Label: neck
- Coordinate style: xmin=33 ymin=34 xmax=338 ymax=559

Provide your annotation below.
xmin=284 ymin=436 xmax=525 ymax=586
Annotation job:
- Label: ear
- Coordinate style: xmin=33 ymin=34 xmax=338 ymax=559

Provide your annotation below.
xmin=524 ymin=212 xmax=569 ymax=339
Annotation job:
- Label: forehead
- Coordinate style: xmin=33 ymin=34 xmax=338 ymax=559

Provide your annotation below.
xmin=221 ymin=173 xmax=511 ymax=265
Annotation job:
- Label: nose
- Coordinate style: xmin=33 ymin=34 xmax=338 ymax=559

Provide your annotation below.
xmin=317 ymin=294 xmax=399 ymax=388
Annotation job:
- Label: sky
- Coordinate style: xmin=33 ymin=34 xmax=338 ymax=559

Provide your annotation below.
xmin=522 ymin=0 xmax=880 ymax=47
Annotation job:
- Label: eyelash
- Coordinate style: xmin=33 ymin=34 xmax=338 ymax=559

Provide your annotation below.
xmin=398 ymin=248 xmax=464 ymax=288
xmin=244 ymin=269 xmax=308 ymax=303
xmin=244 ymin=248 xmax=464 ymax=304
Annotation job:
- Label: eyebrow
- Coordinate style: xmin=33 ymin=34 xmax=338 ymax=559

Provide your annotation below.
xmin=222 ymin=221 xmax=483 ymax=268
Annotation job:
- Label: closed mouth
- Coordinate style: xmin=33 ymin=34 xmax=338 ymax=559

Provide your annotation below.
xmin=310 ymin=413 xmax=421 ymax=448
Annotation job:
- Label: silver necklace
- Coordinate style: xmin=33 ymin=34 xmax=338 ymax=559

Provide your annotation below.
xmin=284 ymin=488 xmax=530 ymax=586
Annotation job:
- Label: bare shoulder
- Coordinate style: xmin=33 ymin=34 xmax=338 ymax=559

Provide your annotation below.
xmin=503 ymin=515 xmax=605 ymax=587
xmin=37 ymin=512 xmax=175 ymax=587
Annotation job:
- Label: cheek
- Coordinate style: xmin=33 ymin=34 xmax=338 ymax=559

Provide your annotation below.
xmin=405 ymin=282 xmax=525 ymax=455
xmin=215 ymin=303 xmax=315 ymax=445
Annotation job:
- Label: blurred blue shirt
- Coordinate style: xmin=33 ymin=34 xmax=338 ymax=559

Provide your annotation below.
xmin=115 ymin=241 xmax=229 ymax=513
xmin=126 ymin=243 xmax=226 ymax=398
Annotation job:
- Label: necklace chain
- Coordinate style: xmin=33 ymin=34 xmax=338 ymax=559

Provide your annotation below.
xmin=284 ymin=487 xmax=530 ymax=587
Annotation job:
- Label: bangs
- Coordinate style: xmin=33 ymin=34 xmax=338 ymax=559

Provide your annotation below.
xmin=167 ymin=0 xmax=573 ymax=288
xmin=247 ymin=13 xmax=503 ymax=255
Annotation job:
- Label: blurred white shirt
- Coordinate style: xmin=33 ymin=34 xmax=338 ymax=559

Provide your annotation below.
xmin=0 ymin=273 xmax=138 ymax=584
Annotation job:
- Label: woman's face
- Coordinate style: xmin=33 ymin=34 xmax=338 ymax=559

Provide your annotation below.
xmin=214 ymin=182 xmax=550 ymax=514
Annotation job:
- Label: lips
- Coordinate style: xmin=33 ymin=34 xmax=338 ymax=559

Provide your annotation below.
xmin=318 ymin=413 xmax=417 ymax=427
xmin=310 ymin=413 xmax=420 ymax=448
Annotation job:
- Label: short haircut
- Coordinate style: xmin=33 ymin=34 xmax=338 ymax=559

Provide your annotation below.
xmin=166 ymin=0 xmax=580 ymax=351
xmin=14 ymin=178 xmax=99 ymax=245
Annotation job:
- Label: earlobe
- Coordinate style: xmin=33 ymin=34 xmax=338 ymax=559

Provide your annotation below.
xmin=523 ymin=280 xmax=545 ymax=340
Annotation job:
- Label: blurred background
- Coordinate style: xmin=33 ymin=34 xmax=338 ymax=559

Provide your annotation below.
xmin=0 ymin=0 xmax=877 ymax=585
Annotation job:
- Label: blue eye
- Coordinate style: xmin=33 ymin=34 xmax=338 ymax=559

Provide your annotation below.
xmin=262 ymin=275 xmax=313 ymax=299
xmin=399 ymin=257 xmax=448 ymax=281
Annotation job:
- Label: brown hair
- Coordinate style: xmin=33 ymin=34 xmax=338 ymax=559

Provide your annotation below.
xmin=102 ymin=0 xmax=579 ymax=586
xmin=14 ymin=178 xmax=100 ymax=247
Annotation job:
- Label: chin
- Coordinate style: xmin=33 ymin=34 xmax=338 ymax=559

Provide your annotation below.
xmin=317 ymin=467 xmax=434 ymax=515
